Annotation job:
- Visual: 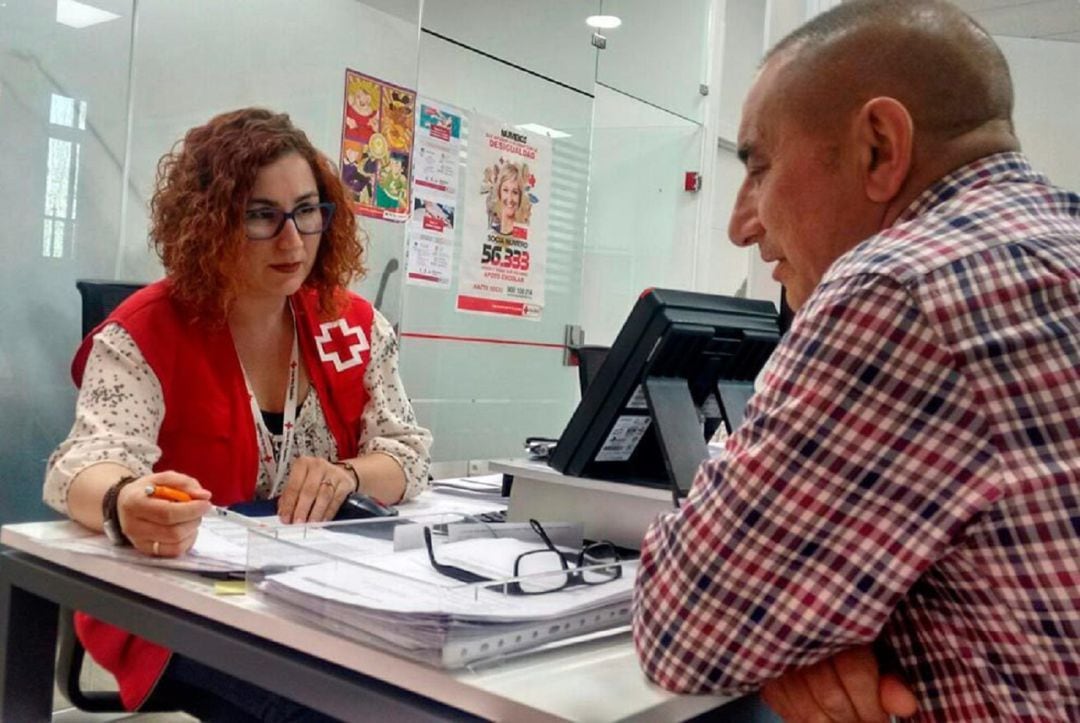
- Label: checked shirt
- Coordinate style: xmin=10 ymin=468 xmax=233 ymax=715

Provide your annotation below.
xmin=633 ymin=153 xmax=1080 ymax=721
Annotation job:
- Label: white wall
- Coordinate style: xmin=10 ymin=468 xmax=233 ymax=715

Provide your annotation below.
xmin=704 ymin=3 xmax=1080 ymax=314
xmin=998 ymin=36 xmax=1080 ymax=191
xmin=710 ymin=0 xmax=780 ymax=306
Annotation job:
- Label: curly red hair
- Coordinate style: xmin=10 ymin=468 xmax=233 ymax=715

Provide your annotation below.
xmin=150 ymin=107 xmax=365 ymax=322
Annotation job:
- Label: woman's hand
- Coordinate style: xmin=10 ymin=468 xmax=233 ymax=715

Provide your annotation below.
xmin=116 ymin=471 xmax=212 ymax=558
xmin=277 ymin=456 xmax=356 ymax=524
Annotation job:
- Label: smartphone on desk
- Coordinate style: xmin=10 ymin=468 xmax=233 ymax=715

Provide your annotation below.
xmin=225 ymin=493 xmax=398 ymax=521
xmin=335 ymin=492 xmax=398 ymax=520
xmin=225 ymin=498 xmax=278 ymax=518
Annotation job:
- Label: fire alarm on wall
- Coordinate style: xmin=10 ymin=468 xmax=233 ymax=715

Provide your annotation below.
xmin=684 ymin=172 xmax=702 ymax=192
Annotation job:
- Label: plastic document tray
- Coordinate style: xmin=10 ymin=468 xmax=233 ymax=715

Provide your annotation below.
xmin=244 ymin=513 xmax=636 ymax=669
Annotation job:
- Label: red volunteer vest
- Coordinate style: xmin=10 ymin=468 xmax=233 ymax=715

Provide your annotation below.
xmin=70 ymin=279 xmax=374 ymax=709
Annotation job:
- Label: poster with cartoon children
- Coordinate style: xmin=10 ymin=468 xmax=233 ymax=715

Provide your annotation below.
xmin=339 ymin=69 xmax=415 ymax=222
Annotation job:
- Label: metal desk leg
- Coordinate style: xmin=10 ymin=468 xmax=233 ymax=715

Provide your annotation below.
xmin=0 ymin=559 xmax=59 ymax=723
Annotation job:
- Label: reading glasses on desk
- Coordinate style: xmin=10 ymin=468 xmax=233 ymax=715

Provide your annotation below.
xmin=424 ymin=519 xmax=622 ymax=595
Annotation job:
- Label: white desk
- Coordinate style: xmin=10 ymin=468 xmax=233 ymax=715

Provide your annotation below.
xmin=0 ymin=519 xmax=742 ymax=722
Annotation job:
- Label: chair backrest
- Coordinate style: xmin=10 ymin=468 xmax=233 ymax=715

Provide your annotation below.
xmin=573 ymin=345 xmax=610 ymax=396
xmin=75 ymin=280 xmax=145 ymax=338
xmin=61 ymin=279 xmax=172 ymax=713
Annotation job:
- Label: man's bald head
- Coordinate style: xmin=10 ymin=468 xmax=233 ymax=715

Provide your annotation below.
xmin=765 ymin=0 xmax=1014 ymax=144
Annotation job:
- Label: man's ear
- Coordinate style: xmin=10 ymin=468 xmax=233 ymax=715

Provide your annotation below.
xmin=855 ymin=97 xmax=913 ymax=203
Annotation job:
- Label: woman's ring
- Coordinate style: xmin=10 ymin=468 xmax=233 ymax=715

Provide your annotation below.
xmin=319 ymin=478 xmax=334 ymax=489
xmin=152 ymin=540 xmax=160 ymax=556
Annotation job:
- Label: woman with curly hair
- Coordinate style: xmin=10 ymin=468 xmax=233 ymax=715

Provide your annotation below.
xmin=43 ymin=107 xmax=431 ymax=719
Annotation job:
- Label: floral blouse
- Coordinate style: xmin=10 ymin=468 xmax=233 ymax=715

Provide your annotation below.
xmin=44 ymin=309 xmax=431 ymax=513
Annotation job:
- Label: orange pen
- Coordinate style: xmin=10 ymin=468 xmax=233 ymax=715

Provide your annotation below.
xmin=144 ymin=484 xmax=193 ymax=503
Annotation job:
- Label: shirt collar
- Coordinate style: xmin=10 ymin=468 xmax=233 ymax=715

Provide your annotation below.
xmin=895 ymin=151 xmax=1046 ymax=224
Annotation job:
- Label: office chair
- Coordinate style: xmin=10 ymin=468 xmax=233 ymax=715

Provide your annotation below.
xmin=55 ymin=605 xmax=126 ymax=712
xmin=571 ymin=344 xmax=610 ymax=395
xmin=57 ymin=279 xmax=173 ymax=713
xmin=75 ymin=279 xmax=146 ymax=339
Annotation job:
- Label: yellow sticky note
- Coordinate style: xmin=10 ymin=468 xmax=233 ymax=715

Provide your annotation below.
xmin=213 ymin=580 xmax=247 ymax=596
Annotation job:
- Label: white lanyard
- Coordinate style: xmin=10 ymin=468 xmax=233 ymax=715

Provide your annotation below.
xmin=241 ymin=331 xmax=300 ymax=498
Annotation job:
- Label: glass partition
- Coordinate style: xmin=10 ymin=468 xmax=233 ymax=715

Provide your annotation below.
xmin=595 ymin=0 xmax=711 ymax=124
xmin=582 ymin=86 xmax=705 ymax=346
xmin=120 ymin=0 xmax=424 ymax=319
xmin=0 ymin=0 xmax=716 ymax=522
xmin=402 ymin=1 xmax=719 ymax=469
xmin=584 ymin=0 xmax=713 ymax=343
xmin=403 ymin=7 xmax=598 ymax=466
xmin=421 ymin=0 xmax=599 ymax=96
xmin=0 ymin=0 xmax=136 ymax=524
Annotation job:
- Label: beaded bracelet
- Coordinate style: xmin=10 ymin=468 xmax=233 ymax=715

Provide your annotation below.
xmin=333 ymin=461 xmax=362 ymax=494
xmin=102 ymin=475 xmax=138 ymax=546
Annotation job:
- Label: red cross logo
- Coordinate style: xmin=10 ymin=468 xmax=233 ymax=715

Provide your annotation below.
xmin=314 ymin=319 xmax=369 ymax=372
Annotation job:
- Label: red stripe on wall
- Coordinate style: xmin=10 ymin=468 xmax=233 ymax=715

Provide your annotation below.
xmin=399 ymin=332 xmax=564 ymax=349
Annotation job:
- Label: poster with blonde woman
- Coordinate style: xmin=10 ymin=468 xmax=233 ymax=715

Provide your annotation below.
xmin=459 ymin=115 xmax=551 ymax=320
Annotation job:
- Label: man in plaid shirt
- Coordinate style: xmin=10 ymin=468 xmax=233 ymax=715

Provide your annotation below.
xmin=632 ymin=1 xmax=1079 ymax=721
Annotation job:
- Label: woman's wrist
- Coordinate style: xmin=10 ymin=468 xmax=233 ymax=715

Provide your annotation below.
xmin=102 ymin=475 xmax=139 ymax=545
xmin=333 ymin=461 xmax=362 ymax=494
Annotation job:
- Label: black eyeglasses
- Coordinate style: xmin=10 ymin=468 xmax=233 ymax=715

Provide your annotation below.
xmin=423 ymin=519 xmax=622 ymax=595
xmin=244 ymin=202 xmax=335 ymax=240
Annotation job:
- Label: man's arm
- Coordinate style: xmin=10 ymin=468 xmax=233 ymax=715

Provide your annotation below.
xmin=632 ymin=275 xmax=998 ymax=693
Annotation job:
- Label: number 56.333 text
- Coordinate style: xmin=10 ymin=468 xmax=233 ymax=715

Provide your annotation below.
xmin=481 ymin=243 xmax=530 ymax=271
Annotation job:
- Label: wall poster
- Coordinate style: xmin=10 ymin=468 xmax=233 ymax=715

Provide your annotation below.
xmin=404 ymin=99 xmax=463 ymax=288
xmin=339 ymin=69 xmax=415 ymax=222
xmin=457 ymin=115 xmax=551 ymax=320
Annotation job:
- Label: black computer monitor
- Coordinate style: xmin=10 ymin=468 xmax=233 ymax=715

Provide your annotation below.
xmin=549 ymin=288 xmax=780 ymax=502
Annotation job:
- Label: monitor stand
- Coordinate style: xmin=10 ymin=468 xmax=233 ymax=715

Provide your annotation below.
xmin=643 ymin=376 xmax=711 ymax=503
xmin=716 ymin=380 xmax=755 ymax=433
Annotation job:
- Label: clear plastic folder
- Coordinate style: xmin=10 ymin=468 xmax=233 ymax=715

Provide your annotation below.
xmin=245 ymin=513 xmax=637 ymax=668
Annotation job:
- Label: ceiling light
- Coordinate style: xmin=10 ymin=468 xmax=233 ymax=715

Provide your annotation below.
xmin=56 ymin=0 xmax=120 ymax=29
xmin=585 ymin=15 xmax=622 ymax=30
xmin=516 ymin=123 xmax=572 ymax=140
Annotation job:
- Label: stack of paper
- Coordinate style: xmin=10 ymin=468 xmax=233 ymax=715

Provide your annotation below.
xmin=258 ymin=537 xmax=636 ymax=668
xmin=49 ymin=514 xmax=255 ymax=573
xmin=41 ymin=477 xmax=507 ymax=574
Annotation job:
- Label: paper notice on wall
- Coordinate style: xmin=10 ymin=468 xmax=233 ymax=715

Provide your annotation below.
xmin=339 ymin=69 xmax=416 ymax=223
xmin=414 ymin=101 xmax=462 ymax=193
xmin=405 ymin=232 xmax=454 ymax=288
xmin=405 ymin=99 xmax=463 ymax=288
xmin=456 ymin=115 xmax=550 ymax=320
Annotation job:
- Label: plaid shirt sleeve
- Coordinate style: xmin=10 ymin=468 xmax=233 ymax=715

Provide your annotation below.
xmin=632 ymin=273 xmax=1001 ymax=694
